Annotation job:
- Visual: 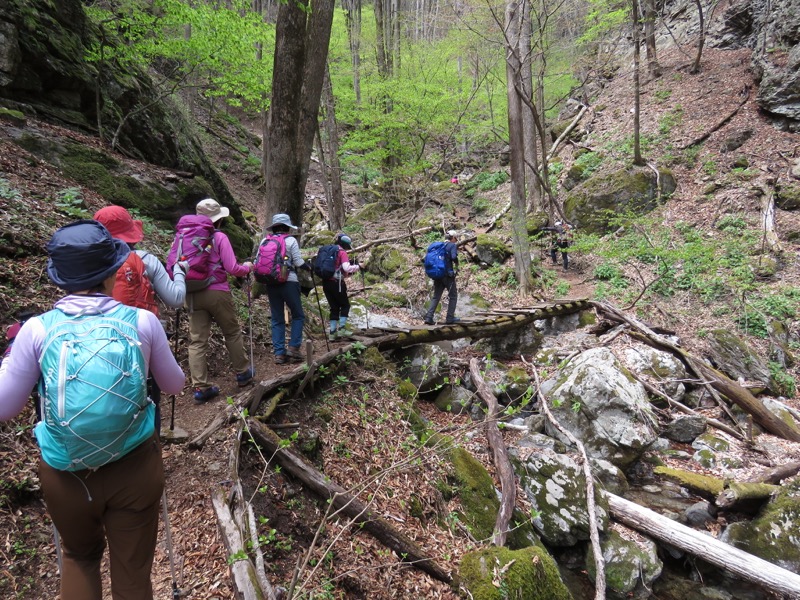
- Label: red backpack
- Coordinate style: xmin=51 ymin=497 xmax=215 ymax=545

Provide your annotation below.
xmin=254 ymin=234 xmax=290 ymax=284
xmin=166 ymin=215 xmax=216 ymax=292
xmin=112 ymin=252 xmax=159 ymax=316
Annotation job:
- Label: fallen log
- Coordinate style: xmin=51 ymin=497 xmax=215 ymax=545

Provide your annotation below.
xmin=593 ymin=301 xmax=800 ymax=442
xmin=469 ymin=358 xmax=516 ymax=547
xmin=190 ymin=301 xmax=590 ymax=448
xmin=246 ymin=419 xmax=452 ymax=583
xmin=350 ymin=226 xmax=435 ymax=253
xmin=749 ymin=461 xmax=800 ymax=485
xmin=715 ymin=481 xmax=779 ymax=513
xmin=607 ymin=492 xmax=800 ymax=597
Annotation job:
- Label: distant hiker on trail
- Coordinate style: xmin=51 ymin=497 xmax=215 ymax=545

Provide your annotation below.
xmin=254 ymin=213 xmax=310 ymax=364
xmin=94 ymin=205 xmax=188 ymax=429
xmin=316 ymin=233 xmax=360 ymax=339
xmin=545 ymin=220 xmax=573 ymax=271
xmin=0 ymin=220 xmax=184 ymax=600
xmin=185 ymin=198 xmax=255 ymax=404
xmin=423 ymin=230 xmax=460 ymax=325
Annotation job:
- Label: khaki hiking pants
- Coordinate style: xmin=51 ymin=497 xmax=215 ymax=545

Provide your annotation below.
xmin=187 ymin=288 xmax=249 ymax=389
xmin=39 ymin=434 xmax=164 ymax=600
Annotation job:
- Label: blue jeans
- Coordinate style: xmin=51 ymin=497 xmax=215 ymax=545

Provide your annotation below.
xmin=266 ymin=281 xmax=305 ymax=355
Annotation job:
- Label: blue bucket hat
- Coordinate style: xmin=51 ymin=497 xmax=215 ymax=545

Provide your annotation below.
xmin=46 ymin=220 xmax=130 ymax=292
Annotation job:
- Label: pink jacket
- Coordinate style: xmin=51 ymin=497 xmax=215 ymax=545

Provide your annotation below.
xmin=207 ymin=231 xmax=251 ymax=291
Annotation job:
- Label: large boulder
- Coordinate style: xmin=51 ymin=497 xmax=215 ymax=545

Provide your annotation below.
xmin=396 ymin=343 xmax=450 ymax=394
xmin=563 ymin=166 xmax=677 ymax=234
xmin=459 ymin=546 xmax=573 ymax=600
xmin=721 ymin=478 xmax=800 ymax=572
xmin=510 ymin=437 xmax=610 ymax=546
xmin=587 ymin=529 xmax=663 ymax=599
xmin=622 ymin=344 xmax=688 ymax=402
xmin=476 ymin=325 xmax=544 ymax=361
xmin=542 ymin=347 xmax=658 ymax=467
xmin=706 ymin=329 xmax=771 ymax=391
xmin=475 ymin=234 xmax=511 ymax=265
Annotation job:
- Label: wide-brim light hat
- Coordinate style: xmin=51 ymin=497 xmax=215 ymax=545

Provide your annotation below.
xmin=46 ymin=220 xmax=130 ymax=292
xmin=196 ymin=198 xmax=230 ymax=223
xmin=447 ymin=230 xmax=459 ymax=239
xmin=271 ymin=213 xmax=298 ymax=230
xmin=93 ymin=205 xmax=144 ymax=244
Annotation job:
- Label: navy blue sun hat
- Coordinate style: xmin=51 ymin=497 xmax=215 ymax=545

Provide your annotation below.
xmin=336 ymin=233 xmax=352 ymax=249
xmin=46 ymin=220 xmax=130 ymax=292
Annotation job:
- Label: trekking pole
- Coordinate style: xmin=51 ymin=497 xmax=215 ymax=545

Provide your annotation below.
xmin=161 ymin=491 xmax=183 ymax=599
xmin=53 ymin=525 xmax=63 ymax=576
xmin=246 ymin=275 xmax=255 ymax=375
xmin=169 ymin=309 xmax=180 ymax=433
xmin=309 ymin=269 xmax=330 ymax=351
xmin=359 ymin=266 xmax=370 ymax=330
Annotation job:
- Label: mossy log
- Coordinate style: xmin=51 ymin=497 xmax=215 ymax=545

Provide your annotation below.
xmin=246 ymin=419 xmax=452 ymax=583
xmin=469 ymin=358 xmax=516 ymax=547
xmin=593 ymin=301 xmax=800 ymax=442
xmin=189 ymin=301 xmax=589 ymax=447
xmin=654 ymin=466 xmax=725 ymax=499
xmin=716 ymin=481 xmax=780 ymax=513
xmin=607 ymin=492 xmax=800 ymax=597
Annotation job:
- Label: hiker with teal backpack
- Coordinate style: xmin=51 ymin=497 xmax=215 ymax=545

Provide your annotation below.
xmin=253 ymin=213 xmax=310 ymax=364
xmin=423 ymin=230 xmax=460 ymax=325
xmin=315 ymin=233 xmax=360 ymax=339
xmin=0 ymin=220 xmax=185 ymax=600
xmin=174 ymin=199 xmax=255 ymax=404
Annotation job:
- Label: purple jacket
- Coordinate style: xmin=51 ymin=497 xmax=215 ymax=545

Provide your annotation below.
xmin=0 ymin=295 xmax=185 ymax=421
xmin=207 ymin=231 xmax=251 ymax=291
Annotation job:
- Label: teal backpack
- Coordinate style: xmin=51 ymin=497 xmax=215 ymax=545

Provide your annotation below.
xmin=35 ymin=304 xmax=153 ymax=471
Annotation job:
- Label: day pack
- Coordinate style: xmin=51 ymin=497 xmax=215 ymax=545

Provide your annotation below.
xmin=558 ymin=225 xmax=574 ymax=248
xmin=35 ymin=305 xmax=153 ymax=472
xmin=313 ymin=244 xmax=341 ymax=280
xmin=167 ymin=214 xmax=216 ymax=292
xmin=112 ymin=252 xmax=158 ymax=316
xmin=424 ymin=241 xmax=449 ymax=280
xmin=254 ymin=234 xmax=289 ymax=285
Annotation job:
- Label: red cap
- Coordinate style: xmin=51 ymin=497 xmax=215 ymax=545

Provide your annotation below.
xmin=93 ymin=205 xmax=144 ymax=244
xmin=6 ymin=322 xmax=21 ymax=341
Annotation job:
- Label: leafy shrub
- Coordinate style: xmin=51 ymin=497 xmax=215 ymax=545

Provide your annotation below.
xmin=769 ymin=362 xmax=796 ymax=398
xmin=472 ymin=196 xmax=491 ymax=213
xmin=717 ymin=214 xmax=747 ymax=232
xmin=0 ymin=178 xmax=21 ymax=201
xmin=573 ymin=152 xmax=603 ymax=178
xmin=465 ymin=171 xmax=509 ymax=194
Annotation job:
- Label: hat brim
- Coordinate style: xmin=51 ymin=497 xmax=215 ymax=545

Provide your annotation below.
xmin=47 ymin=238 xmax=131 ymax=292
xmin=208 ymin=207 xmax=230 ymax=223
xmin=115 ymin=219 xmax=144 ymax=244
xmin=271 ymin=222 xmax=298 ymax=230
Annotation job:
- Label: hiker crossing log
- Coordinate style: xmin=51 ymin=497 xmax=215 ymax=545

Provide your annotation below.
xmin=189 ymin=300 xmax=590 ymax=448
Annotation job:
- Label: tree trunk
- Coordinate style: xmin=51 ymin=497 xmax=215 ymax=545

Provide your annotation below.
xmin=505 ymin=0 xmax=534 ymax=294
xmin=342 ymin=0 xmax=362 ymax=105
xmin=520 ymin=0 xmax=541 ymax=213
xmin=631 ymin=0 xmax=645 ymax=165
xmin=607 ymin=493 xmax=800 ymax=597
xmin=246 ymin=419 xmax=452 ymax=583
xmin=690 ymin=0 xmax=705 ymax=73
xmin=320 ymin=64 xmax=346 ymax=231
xmin=642 ymin=0 xmax=660 ymax=78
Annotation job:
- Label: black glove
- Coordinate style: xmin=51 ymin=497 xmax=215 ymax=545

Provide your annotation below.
xmin=351 ymin=257 xmax=359 ymax=266
xmin=299 ymin=262 xmax=312 ymax=272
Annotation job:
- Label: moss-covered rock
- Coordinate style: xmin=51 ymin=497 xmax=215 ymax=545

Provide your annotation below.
xmin=365 ymin=244 xmax=406 ymax=281
xmin=587 ymin=530 xmax=662 ymax=599
xmin=720 ymin=478 xmax=800 ymax=572
xmin=653 ymin=466 xmax=724 ymax=498
xmin=0 ymin=107 xmax=26 ymax=125
xmin=564 ymin=166 xmax=677 ymax=234
xmin=459 ymin=546 xmax=573 ymax=600
xmin=751 ymin=254 xmax=779 ymax=278
xmin=526 ymin=211 xmax=549 ymax=235
xmin=433 ymin=385 xmax=474 ymax=414
xmin=451 ymin=447 xmax=538 ymax=549
xmin=350 ymin=201 xmax=388 ymax=224
xmin=395 ymin=343 xmax=449 ymax=394
xmin=475 ymin=234 xmax=511 ymax=265
xmin=706 ymin=329 xmax=771 ymax=392
xmin=776 ymin=181 xmax=800 ymax=210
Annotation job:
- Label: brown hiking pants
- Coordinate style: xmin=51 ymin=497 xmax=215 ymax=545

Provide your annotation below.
xmin=39 ymin=434 xmax=164 ymax=600
xmin=186 ymin=288 xmax=249 ymax=389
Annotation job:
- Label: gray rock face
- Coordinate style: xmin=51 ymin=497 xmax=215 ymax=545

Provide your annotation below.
xmin=0 ymin=21 xmax=21 ymax=87
xmin=396 ymin=344 xmax=450 ymax=393
xmin=622 ymin=344 xmax=688 ymax=402
xmin=476 ymin=324 xmax=543 ymax=360
xmin=474 ymin=234 xmax=511 ymax=265
xmin=587 ymin=530 xmax=662 ymax=599
xmin=706 ymin=329 xmax=771 ymax=389
xmin=663 ymin=415 xmax=707 ymax=443
xmin=684 ymin=501 xmax=716 ymax=527
xmin=433 ymin=385 xmax=474 ymax=414
xmin=752 ymin=0 xmax=800 ymax=121
xmin=510 ymin=440 xmax=609 ymax=546
xmin=544 ymin=347 xmax=658 ymax=467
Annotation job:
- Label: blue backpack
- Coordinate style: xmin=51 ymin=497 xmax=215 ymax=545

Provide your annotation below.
xmin=35 ymin=305 xmax=153 ymax=471
xmin=313 ymin=244 xmax=341 ymax=280
xmin=424 ymin=242 xmax=449 ymax=280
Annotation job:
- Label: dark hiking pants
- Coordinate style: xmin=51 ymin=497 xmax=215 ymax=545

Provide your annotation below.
xmin=322 ymin=278 xmax=350 ymax=321
xmin=425 ymin=276 xmax=457 ymax=322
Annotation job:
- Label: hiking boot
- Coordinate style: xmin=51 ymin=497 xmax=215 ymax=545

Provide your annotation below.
xmin=328 ymin=330 xmax=338 ymax=341
xmin=274 ymin=354 xmax=288 ymax=365
xmin=336 ymin=327 xmax=355 ymax=338
xmin=236 ymin=367 xmax=255 ymax=387
xmin=193 ymin=386 xmax=220 ymax=405
xmin=423 ymin=318 xmax=435 ymax=325
xmin=286 ymin=347 xmax=304 ymax=363
xmin=445 ymin=317 xmax=461 ymax=324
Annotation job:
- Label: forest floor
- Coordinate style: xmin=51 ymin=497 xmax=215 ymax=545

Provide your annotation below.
xmin=1 ymin=44 xmax=799 ymax=600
